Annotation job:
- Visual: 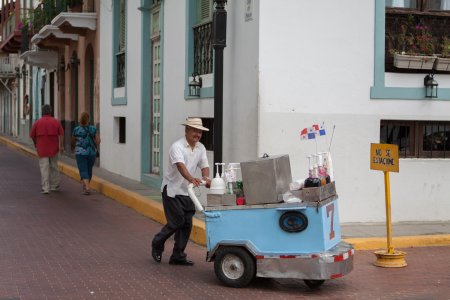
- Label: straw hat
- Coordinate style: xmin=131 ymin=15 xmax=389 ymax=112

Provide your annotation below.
xmin=181 ymin=117 xmax=209 ymax=131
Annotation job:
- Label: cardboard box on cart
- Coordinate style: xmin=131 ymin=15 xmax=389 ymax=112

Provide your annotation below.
xmin=291 ymin=181 xmax=337 ymax=202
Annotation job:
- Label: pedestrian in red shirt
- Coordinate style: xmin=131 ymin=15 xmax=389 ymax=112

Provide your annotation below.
xmin=30 ymin=105 xmax=64 ymax=194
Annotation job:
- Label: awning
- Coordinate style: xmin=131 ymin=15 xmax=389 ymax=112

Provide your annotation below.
xmin=20 ymin=50 xmax=58 ymax=70
xmin=52 ymin=12 xmax=97 ymax=35
xmin=0 ymin=30 xmax=22 ymax=53
xmin=31 ymin=25 xmax=78 ymax=45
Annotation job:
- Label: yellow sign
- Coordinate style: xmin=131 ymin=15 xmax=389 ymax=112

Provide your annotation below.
xmin=370 ymin=143 xmax=399 ymax=173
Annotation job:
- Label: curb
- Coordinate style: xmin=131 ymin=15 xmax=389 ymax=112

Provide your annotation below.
xmin=1 ymin=136 xmax=449 ymax=250
xmin=345 ymin=234 xmax=450 ymax=250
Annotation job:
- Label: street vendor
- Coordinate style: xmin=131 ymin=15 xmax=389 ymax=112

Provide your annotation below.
xmin=151 ymin=117 xmax=211 ymax=266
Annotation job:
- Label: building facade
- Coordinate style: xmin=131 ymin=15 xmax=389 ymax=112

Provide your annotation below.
xmin=99 ymin=0 xmax=450 ymax=223
xmin=2 ymin=0 xmax=449 ymax=223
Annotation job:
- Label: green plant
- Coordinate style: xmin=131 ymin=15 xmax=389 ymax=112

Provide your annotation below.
xmin=441 ymin=37 xmax=450 ymax=58
xmin=388 ymin=14 xmax=435 ymax=56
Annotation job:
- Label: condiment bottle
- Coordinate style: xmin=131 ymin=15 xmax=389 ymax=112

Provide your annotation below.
xmin=304 ymin=155 xmax=321 ymax=188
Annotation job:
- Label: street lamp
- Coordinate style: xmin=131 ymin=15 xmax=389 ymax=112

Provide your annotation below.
xmin=15 ymin=66 xmax=22 ymax=79
xmin=70 ymin=55 xmax=80 ymax=68
xmin=21 ymin=64 xmax=28 ymax=78
xmin=213 ymin=0 xmax=227 ymax=166
xmin=424 ymin=74 xmax=438 ymax=98
xmin=188 ymin=72 xmax=202 ymax=97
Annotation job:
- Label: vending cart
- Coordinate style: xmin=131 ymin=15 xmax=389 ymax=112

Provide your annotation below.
xmin=189 ymin=154 xmax=354 ymax=289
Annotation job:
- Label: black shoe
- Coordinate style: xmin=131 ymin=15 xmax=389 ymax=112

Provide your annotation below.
xmin=152 ymin=248 xmax=162 ymax=263
xmin=169 ymin=259 xmax=194 ymax=266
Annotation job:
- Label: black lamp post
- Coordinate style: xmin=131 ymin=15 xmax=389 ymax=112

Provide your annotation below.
xmin=424 ymin=74 xmax=438 ymax=98
xmin=213 ymin=0 xmax=227 ymax=166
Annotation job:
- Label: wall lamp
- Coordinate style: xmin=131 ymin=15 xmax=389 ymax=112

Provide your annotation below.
xmin=424 ymin=74 xmax=438 ymax=98
xmin=67 ymin=56 xmax=80 ymax=70
xmin=22 ymin=64 xmax=28 ymax=78
xmin=188 ymin=72 xmax=202 ymax=97
xmin=70 ymin=56 xmax=80 ymax=65
xmin=59 ymin=62 xmax=66 ymax=71
xmin=15 ymin=66 xmax=22 ymax=79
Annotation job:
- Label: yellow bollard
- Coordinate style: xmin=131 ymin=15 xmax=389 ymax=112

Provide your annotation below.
xmin=373 ymin=171 xmax=407 ymax=268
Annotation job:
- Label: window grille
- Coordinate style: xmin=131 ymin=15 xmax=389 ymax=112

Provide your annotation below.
xmin=193 ymin=0 xmax=213 ymax=75
xmin=193 ymin=22 xmax=213 ymax=75
xmin=115 ymin=0 xmax=126 ymax=87
xmin=380 ymin=120 xmax=450 ymax=158
xmin=116 ymin=52 xmax=125 ymax=87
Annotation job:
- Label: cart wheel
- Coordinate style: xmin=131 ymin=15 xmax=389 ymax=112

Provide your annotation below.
xmin=214 ymin=247 xmax=256 ymax=288
xmin=303 ymin=279 xmax=325 ymax=289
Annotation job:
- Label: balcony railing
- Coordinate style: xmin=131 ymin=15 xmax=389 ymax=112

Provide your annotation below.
xmin=0 ymin=56 xmax=18 ymax=77
xmin=2 ymin=13 xmax=15 ymax=39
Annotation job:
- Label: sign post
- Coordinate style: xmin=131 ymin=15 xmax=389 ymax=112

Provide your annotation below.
xmin=370 ymin=143 xmax=407 ymax=268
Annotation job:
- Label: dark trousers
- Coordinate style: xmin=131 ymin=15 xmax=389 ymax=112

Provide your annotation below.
xmin=152 ymin=185 xmax=196 ymax=261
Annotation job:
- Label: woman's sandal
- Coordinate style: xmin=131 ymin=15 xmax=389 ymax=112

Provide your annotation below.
xmin=82 ymin=186 xmax=90 ymax=195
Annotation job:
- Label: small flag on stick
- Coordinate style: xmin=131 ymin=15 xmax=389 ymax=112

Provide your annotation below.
xmin=300 ymin=127 xmax=316 ymax=140
xmin=312 ymin=123 xmax=326 ymax=136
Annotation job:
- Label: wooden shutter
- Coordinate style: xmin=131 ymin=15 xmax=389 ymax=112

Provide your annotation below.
xmin=119 ymin=0 xmax=126 ymax=52
xmin=197 ymin=0 xmax=212 ymax=24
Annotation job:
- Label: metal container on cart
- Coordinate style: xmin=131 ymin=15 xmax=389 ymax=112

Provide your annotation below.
xmin=240 ymin=154 xmax=292 ymax=205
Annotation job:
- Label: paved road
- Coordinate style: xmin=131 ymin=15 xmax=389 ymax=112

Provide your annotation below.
xmin=1 ymin=143 xmax=449 ymax=300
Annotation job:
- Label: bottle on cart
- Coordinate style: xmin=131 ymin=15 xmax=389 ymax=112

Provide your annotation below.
xmin=209 ymin=163 xmax=226 ymax=194
xmin=304 ymin=155 xmax=321 ymax=188
xmin=320 ymin=152 xmax=334 ymax=182
xmin=225 ymin=163 xmax=242 ymax=195
xmin=316 ymin=153 xmax=331 ymax=185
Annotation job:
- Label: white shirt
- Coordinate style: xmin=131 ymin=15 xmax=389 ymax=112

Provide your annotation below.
xmin=161 ymin=137 xmax=209 ymax=197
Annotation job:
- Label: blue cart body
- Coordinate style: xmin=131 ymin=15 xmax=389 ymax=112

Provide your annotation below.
xmin=204 ymin=196 xmax=354 ymax=280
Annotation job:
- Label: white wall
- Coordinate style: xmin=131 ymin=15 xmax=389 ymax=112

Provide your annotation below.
xmin=221 ymin=0 xmax=260 ymax=163
xmin=161 ymin=0 xmax=260 ymax=178
xmin=257 ymin=0 xmax=450 ymax=222
xmin=99 ymin=0 xmax=143 ymax=180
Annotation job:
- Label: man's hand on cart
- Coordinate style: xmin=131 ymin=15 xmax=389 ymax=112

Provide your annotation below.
xmin=189 ymin=177 xmax=205 ymax=187
xmin=202 ymin=176 xmax=211 ymax=188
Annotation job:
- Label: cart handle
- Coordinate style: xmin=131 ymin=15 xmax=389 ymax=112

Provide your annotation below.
xmin=187 ymin=182 xmax=206 ymax=212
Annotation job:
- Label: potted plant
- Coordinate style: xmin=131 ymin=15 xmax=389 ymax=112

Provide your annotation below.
xmin=67 ymin=0 xmax=84 ymax=12
xmin=434 ymin=37 xmax=450 ymax=71
xmin=389 ymin=15 xmax=437 ymax=70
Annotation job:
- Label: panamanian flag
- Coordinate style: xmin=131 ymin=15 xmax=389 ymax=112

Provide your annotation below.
xmin=312 ymin=124 xmax=326 ymax=136
xmin=300 ymin=127 xmax=316 ymax=140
